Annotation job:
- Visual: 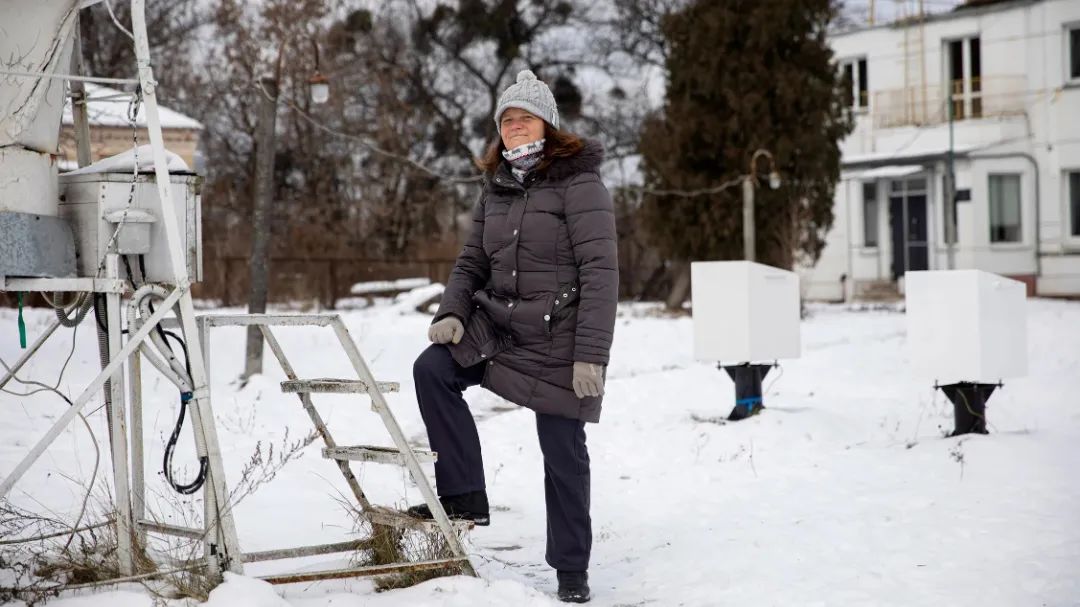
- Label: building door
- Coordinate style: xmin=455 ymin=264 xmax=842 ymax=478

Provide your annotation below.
xmin=889 ymin=177 xmax=929 ymax=280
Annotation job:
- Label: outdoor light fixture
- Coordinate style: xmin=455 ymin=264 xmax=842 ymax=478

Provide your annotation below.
xmin=749 ymin=149 xmax=781 ymax=189
xmin=742 ymin=148 xmax=782 ymax=262
xmin=308 ymin=38 xmax=329 ymax=105
xmin=309 ymin=72 xmax=329 ymax=105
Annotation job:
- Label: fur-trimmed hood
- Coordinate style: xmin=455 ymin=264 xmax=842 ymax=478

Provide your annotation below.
xmin=543 ymin=138 xmax=605 ymax=182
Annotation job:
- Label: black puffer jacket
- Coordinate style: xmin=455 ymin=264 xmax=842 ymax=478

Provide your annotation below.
xmin=433 ymin=140 xmax=618 ymax=423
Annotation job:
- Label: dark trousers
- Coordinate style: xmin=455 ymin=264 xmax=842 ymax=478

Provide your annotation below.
xmin=413 ymin=344 xmax=592 ymax=571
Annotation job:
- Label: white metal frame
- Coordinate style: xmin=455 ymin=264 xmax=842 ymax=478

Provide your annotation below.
xmin=1 ymin=0 xmax=475 ymax=590
xmin=191 ymin=313 xmax=476 ymax=581
xmin=0 ymin=0 xmax=238 ymax=579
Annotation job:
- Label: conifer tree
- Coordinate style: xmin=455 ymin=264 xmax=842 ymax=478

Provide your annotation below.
xmin=639 ymin=0 xmax=853 ymax=273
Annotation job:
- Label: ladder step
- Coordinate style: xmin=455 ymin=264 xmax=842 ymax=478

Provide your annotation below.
xmin=366 ymin=508 xmax=474 ymax=533
xmin=281 ymin=378 xmax=400 ymax=394
xmin=242 ymin=539 xmax=374 ymax=563
xmin=258 ymin=556 xmax=471 ymax=585
xmin=323 ymin=445 xmax=437 ymax=465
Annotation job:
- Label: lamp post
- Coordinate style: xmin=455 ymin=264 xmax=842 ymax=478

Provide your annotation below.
xmin=742 ymin=148 xmax=782 ymax=262
xmin=721 ymin=150 xmax=782 ymax=421
xmin=243 ymin=38 xmax=331 ymax=380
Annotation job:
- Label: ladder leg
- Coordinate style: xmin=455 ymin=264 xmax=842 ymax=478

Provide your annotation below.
xmin=257 ymin=325 xmax=373 ymax=510
xmin=188 ymin=316 xmax=243 ymax=574
xmin=329 ymin=318 xmax=476 ymax=576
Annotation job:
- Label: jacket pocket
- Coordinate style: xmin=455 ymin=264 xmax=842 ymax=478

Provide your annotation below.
xmin=545 ymin=282 xmax=580 ymax=335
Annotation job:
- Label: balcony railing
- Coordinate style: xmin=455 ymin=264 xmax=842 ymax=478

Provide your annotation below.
xmin=869 ymin=75 xmax=1028 ymax=129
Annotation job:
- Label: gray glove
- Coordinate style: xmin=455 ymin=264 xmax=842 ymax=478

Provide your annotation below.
xmin=428 ymin=316 xmax=465 ymax=345
xmin=572 ymin=362 xmax=605 ymax=399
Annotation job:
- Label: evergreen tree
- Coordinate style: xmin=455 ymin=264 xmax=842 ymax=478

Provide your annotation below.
xmin=639 ymin=0 xmax=853 ymax=271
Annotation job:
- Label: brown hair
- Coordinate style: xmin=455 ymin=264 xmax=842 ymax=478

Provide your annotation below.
xmin=476 ymin=123 xmax=585 ymax=176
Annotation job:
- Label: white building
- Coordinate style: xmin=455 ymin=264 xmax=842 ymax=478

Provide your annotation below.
xmin=801 ymin=0 xmax=1080 ymax=300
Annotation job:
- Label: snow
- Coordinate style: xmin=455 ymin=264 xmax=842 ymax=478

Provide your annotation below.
xmin=61 ymin=84 xmax=203 ymax=131
xmin=2 ymin=296 xmax=1079 ymax=606
xmin=348 ymin=277 xmax=431 ymax=295
xmin=61 ymin=144 xmax=190 ymax=175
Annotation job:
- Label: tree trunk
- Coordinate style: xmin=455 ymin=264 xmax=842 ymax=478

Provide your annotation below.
xmin=664 ymin=261 xmax=691 ymax=312
xmin=243 ymin=77 xmax=279 ymax=380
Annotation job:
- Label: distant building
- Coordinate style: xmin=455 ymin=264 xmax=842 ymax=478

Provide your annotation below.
xmin=59 ymin=83 xmax=202 ymax=171
xmin=803 ymin=0 xmax=1080 ymax=300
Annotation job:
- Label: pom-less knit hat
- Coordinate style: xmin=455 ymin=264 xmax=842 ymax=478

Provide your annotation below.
xmin=494 ymin=69 xmax=560 ymax=133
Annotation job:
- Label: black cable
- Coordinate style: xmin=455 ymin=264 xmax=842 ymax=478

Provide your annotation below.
xmin=93 ymin=293 xmax=108 ymax=335
xmin=159 ymin=323 xmax=205 ymax=494
xmin=159 ymin=327 xmax=207 ymax=494
xmin=122 ymin=255 xmax=136 ymax=287
xmin=162 ymin=392 xmax=208 ymax=495
xmin=138 ymin=254 xmax=148 ymax=284
xmin=161 ymin=329 xmax=192 ymax=377
xmin=135 ymin=254 xmax=176 ymax=353
xmin=132 ymin=254 xmax=207 ymax=495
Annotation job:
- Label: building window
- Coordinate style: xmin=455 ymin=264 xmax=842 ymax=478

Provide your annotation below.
xmin=862 ymin=182 xmax=878 ymax=247
xmin=989 ymin=174 xmax=1022 ymax=243
xmin=842 ymin=58 xmax=869 ymax=110
xmin=1069 ymin=171 xmax=1080 ymax=238
xmin=1070 ymin=26 xmax=1080 ymax=82
xmin=946 ymin=37 xmax=981 ymax=119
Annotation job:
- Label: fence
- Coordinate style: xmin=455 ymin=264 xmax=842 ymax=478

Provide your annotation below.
xmin=193 ymin=256 xmax=457 ymax=309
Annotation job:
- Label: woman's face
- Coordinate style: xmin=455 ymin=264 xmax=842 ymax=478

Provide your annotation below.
xmin=499 ymin=108 xmax=545 ymax=150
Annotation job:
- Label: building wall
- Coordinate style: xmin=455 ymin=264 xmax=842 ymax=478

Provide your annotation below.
xmin=57 ymin=125 xmax=200 ymax=170
xmin=803 ymin=0 xmax=1080 ymax=299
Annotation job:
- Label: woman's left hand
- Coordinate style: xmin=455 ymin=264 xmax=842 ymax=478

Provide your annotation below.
xmin=572 ymin=362 xmax=605 ymax=399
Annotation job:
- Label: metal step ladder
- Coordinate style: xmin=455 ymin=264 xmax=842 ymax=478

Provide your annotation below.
xmin=187 ymin=312 xmax=476 ymax=583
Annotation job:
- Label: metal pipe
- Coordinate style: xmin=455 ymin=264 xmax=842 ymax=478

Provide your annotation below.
xmin=129 ymin=348 xmax=145 ymax=548
xmin=946 ymin=68 xmax=957 ymax=270
xmin=742 ymin=177 xmax=755 ymax=262
xmin=102 ymin=254 xmax=133 ymax=575
xmin=0 ymin=68 xmax=139 ymax=85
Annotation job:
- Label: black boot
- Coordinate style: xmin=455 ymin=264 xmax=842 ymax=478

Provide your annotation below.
xmin=557 ymin=570 xmax=590 ymax=603
xmin=406 ymin=490 xmax=490 ymax=526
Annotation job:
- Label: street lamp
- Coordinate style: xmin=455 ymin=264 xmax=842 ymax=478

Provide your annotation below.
xmin=244 ymin=35 xmax=330 ymax=380
xmin=308 ymin=39 xmax=329 ymax=105
xmin=742 ymin=148 xmax=781 ymax=262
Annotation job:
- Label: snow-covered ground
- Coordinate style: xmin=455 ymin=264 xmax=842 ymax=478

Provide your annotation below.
xmin=2 ymin=296 xmax=1078 ymax=606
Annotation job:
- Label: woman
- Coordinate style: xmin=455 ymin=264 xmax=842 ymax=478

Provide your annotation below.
xmin=408 ymin=70 xmax=618 ymax=603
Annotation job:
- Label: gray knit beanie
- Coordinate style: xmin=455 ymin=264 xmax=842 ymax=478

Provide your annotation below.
xmin=494 ymin=69 xmax=560 ymax=133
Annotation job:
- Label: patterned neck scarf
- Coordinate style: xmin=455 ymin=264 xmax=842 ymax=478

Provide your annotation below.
xmin=502 ymin=138 xmax=546 ymax=183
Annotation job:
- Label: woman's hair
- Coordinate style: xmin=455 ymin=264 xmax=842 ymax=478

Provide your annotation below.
xmin=476 ymin=123 xmax=585 ymax=175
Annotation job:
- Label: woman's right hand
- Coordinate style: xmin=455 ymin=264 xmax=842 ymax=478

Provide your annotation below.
xmin=428 ymin=316 xmax=465 ymax=345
